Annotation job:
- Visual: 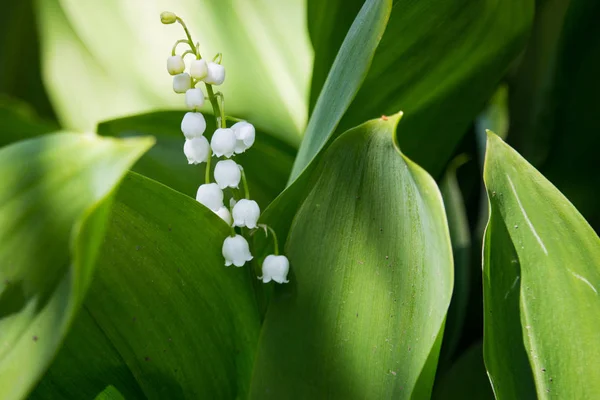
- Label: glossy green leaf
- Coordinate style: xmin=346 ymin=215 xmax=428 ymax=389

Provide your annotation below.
xmin=439 ymin=155 xmax=471 ymax=363
xmin=250 ymin=114 xmax=453 ymax=398
xmin=290 ymin=0 xmax=392 ymax=180
xmin=32 ymin=172 xmax=261 ymax=399
xmin=36 ymin=0 xmax=311 ymax=144
xmin=0 ymin=97 xmax=58 ymax=147
xmin=432 ymin=342 xmax=494 ymax=400
xmin=483 ymin=132 xmax=600 ymax=398
xmin=0 ymin=133 xmax=152 ymax=400
xmin=307 ymin=0 xmax=534 ymax=177
xmin=98 ymin=111 xmax=295 ymax=208
xmin=94 ymin=386 xmax=126 ymax=400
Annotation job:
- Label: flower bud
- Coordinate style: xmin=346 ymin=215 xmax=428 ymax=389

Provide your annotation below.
xmin=185 ymin=88 xmax=205 ymax=109
xmin=204 ymin=62 xmax=225 ymax=85
xmin=215 ymin=206 xmax=232 ymax=225
xmin=160 ymin=11 xmax=177 ymax=24
xmin=232 ymin=199 xmax=260 ymax=229
xmin=232 ymin=121 xmax=256 ymax=154
xmin=190 ymin=59 xmax=208 ymax=80
xmin=167 ymin=55 xmax=185 ymax=75
xmin=210 ymin=128 xmax=236 ymax=158
xmin=222 ymin=234 xmax=253 ymax=267
xmin=173 ymin=73 xmax=192 ymax=93
xmin=181 ymin=112 xmax=206 ymax=139
xmin=214 ymin=160 xmax=241 ymax=189
xmin=183 ymin=137 xmax=209 ymax=164
xmin=196 ymin=183 xmax=223 ymax=211
xmin=259 ymin=255 xmax=290 ymax=283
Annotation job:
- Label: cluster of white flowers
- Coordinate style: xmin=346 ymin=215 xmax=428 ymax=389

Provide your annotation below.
xmin=162 ymin=11 xmax=289 ymax=284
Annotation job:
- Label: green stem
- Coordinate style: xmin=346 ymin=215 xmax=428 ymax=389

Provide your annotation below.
xmin=240 ymin=167 xmax=250 ymax=199
xmin=171 ymin=39 xmax=190 ymax=56
xmin=176 ymin=17 xmax=196 ymax=52
xmin=266 ymin=225 xmax=279 ymax=255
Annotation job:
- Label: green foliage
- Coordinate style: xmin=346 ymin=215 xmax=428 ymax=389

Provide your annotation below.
xmin=483 ymin=132 xmax=600 ymax=398
xmin=0 ymin=134 xmax=152 ymax=400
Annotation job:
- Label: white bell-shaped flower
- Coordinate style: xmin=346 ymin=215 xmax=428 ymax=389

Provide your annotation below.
xmin=167 ymin=55 xmax=185 ymax=75
xmin=204 ymin=62 xmax=225 ymax=85
xmin=222 ymin=234 xmax=253 ymax=267
xmin=232 ymin=199 xmax=260 ymax=229
xmin=214 ymin=206 xmax=232 ymax=225
xmin=210 ymin=128 xmax=236 ymax=157
xmin=195 ymin=183 xmax=223 ymax=211
xmin=214 ymin=160 xmax=241 ymax=189
xmin=190 ymin=59 xmax=208 ymax=80
xmin=232 ymin=121 xmax=256 ymax=154
xmin=173 ymin=73 xmax=192 ymax=93
xmin=185 ymin=88 xmax=205 ymax=109
xmin=183 ymin=137 xmax=209 ymax=164
xmin=259 ymin=255 xmax=290 ymax=283
xmin=181 ymin=112 xmax=206 ymax=139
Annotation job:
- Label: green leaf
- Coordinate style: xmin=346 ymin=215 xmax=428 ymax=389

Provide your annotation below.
xmin=0 ymin=97 xmax=58 ymax=147
xmin=94 ymin=386 xmax=126 ymax=400
xmin=432 ymin=342 xmax=494 ymax=400
xmin=98 ymin=111 xmax=295 ymax=209
xmin=0 ymin=133 xmax=152 ymax=400
xmin=307 ymin=0 xmax=534 ymax=177
xmin=482 ymin=132 xmax=600 ymax=398
xmin=33 ymin=172 xmax=261 ymax=399
xmin=290 ymin=0 xmax=393 ymax=180
xmin=36 ymin=0 xmax=311 ymax=144
xmin=439 ymin=155 xmax=471 ymax=363
xmin=250 ymin=114 xmax=453 ymax=398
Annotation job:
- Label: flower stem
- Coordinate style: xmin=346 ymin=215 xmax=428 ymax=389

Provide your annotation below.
xmin=266 ymin=225 xmax=279 ymax=255
xmin=240 ymin=167 xmax=250 ymax=199
xmin=171 ymin=39 xmax=190 ymax=56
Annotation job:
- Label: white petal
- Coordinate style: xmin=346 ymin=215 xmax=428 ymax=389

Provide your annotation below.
xmin=214 ymin=206 xmax=232 ymax=225
xmin=181 ymin=112 xmax=206 ymax=139
xmin=173 ymin=73 xmax=191 ymax=93
xmin=183 ymin=137 xmax=209 ymax=164
xmin=262 ymin=255 xmax=290 ymax=284
xmin=185 ymin=88 xmax=205 ymax=109
xmin=232 ymin=121 xmax=256 ymax=154
xmin=204 ymin=62 xmax=225 ymax=85
xmin=214 ymin=160 xmax=241 ymax=189
xmin=190 ymin=59 xmax=208 ymax=80
xmin=222 ymin=235 xmax=253 ymax=267
xmin=167 ymin=55 xmax=185 ymax=75
xmin=210 ymin=128 xmax=236 ymax=158
xmin=232 ymin=199 xmax=260 ymax=229
xmin=195 ymin=183 xmax=224 ymax=211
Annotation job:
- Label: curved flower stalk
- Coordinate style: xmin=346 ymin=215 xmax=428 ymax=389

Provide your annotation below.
xmin=161 ymin=12 xmax=289 ymax=283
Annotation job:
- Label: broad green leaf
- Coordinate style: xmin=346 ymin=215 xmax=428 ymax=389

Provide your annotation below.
xmin=483 ymin=132 xmax=600 ymax=398
xmin=306 ymin=0 xmax=534 ymax=177
xmin=438 ymin=155 xmax=471 ymax=363
xmin=98 ymin=111 xmax=295 ymax=208
xmin=33 ymin=172 xmax=261 ymax=399
xmin=94 ymin=386 xmax=126 ymax=400
xmin=0 ymin=133 xmax=152 ymax=400
xmin=36 ymin=0 xmax=312 ymax=145
xmin=0 ymin=97 xmax=58 ymax=147
xmin=290 ymin=0 xmax=392 ymax=180
xmin=250 ymin=114 xmax=453 ymax=398
xmin=432 ymin=342 xmax=494 ymax=400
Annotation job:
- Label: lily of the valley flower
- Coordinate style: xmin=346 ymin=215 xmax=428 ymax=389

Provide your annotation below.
xmin=173 ymin=72 xmax=192 ymax=93
xmin=222 ymin=235 xmax=253 ymax=267
xmin=196 ymin=183 xmax=223 ymax=211
xmin=184 ymin=137 xmax=209 ymax=164
xmin=210 ymin=128 xmax=236 ymax=157
xmin=232 ymin=199 xmax=260 ymax=229
xmin=260 ymin=255 xmax=290 ymax=283
xmin=190 ymin=59 xmax=208 ymax=80
xmin=185 ymin=88 xmax=205 ymax=109
xmin=215 ymin=206 xmax=232 ymax=225
xmin=204 ymin=62 xmax=225 ymax=85
xmin=181 ymin=112 xmax=206 ymax=139
xmin=214 ymin=160 xmax=241 ymax=189
xmin=232 ymin=121 xmax=256 ymax=154
xmin=167 ymin=55 xmax=185 ymax=75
